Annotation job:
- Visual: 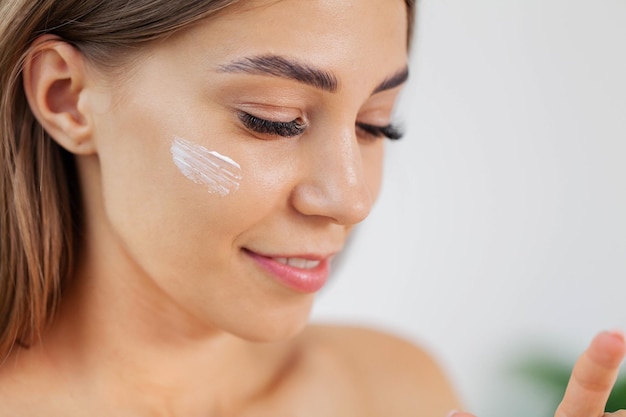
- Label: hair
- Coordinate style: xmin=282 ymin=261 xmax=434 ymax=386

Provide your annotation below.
xmin=0 ymin=0 xmax=416 ymax=360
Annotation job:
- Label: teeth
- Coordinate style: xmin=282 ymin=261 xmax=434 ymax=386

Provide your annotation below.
xmin=288 ymin=258 xmax=320 ymax=269
xmin=273 ymin=257 xmax=321 ymax=269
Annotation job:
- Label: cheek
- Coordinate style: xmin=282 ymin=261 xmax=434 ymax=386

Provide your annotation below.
xmin=234 ymin=138 xmax=300 ymax=198
xmin=159 ymin=134 xmax=295 ymax=242
xmin=170 ymin=137 xmax=242 ymax=197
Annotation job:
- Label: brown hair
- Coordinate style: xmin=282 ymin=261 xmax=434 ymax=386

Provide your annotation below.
xmin=0 ymin=0 xmax=417 ymax=360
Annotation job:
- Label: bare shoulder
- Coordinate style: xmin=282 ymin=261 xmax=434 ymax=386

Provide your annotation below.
xmin=297 ymin=324 xmax=460 ymax=417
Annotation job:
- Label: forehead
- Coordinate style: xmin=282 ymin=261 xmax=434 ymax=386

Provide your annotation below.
xmin=168 ymin=0 xmax=409 ymax=91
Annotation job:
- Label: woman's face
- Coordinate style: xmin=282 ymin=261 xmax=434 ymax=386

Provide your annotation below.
xmin=83 ymin=0 xmax=409 ymax=341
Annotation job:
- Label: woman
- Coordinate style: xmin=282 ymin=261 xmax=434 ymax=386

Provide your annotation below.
xmin=0 ymin=0 xmax=623 ymax=415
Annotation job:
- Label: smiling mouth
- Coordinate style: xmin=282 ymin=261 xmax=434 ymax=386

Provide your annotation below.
xmin=242 ymin=249 xmax=331 ymax=293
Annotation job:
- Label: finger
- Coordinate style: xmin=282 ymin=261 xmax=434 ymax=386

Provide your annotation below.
xmin=555 ymin=331 xmax=626 ymax=417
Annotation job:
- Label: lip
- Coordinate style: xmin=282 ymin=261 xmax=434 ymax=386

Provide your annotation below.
xmin=243 ymin=249 xmax=332 ymax=293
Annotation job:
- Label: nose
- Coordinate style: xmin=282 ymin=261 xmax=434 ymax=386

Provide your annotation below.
xmin=290 ymin=128 xmax=374 ymax=226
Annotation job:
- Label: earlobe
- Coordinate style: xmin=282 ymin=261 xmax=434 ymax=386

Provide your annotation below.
xmin=22 ymin=35 xmax=96 ymax=155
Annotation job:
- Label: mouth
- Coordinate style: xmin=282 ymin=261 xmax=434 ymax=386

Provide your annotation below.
xmin=242 ymin=249 xmax=332 ymax=293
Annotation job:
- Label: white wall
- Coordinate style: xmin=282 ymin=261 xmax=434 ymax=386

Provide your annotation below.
xmin=312 ymin=1 xmax=626 ymax=416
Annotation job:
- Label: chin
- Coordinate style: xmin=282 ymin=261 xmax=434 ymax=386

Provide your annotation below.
xmin=226 ymin=304 xmax=313 ymax=344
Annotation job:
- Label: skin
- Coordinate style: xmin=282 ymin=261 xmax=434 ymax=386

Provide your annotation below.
xmin=0 ymin=0 xmax=624 ymax=416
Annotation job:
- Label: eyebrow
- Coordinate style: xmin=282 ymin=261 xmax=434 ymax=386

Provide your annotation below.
xmin=218 ymin=55 xmax=338 ymax=93
xmin=217 ymin=54 xmax=409 ymax=95
xmin=372 ymin=66 xmax=410 ymax=94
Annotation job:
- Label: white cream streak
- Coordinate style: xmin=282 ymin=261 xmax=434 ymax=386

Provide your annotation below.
xmin=170 ymin=137 xmax=242 ymax=196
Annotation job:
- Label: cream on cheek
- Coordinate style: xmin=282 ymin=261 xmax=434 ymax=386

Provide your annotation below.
xmin=170 ymin=136 xmax=242 ymax=197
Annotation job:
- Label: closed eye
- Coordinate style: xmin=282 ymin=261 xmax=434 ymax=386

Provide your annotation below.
xmin=356 ymin=122 xmax=404 ymax=141
xmin=238 ymin=111 xmax=403 ymax=141
xmin=238 ymin=112 xmax=306 ymax=138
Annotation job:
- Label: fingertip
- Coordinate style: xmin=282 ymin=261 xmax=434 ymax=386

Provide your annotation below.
xmin=598 ymin=330 xmax=626 ymax=349
xmin=606 ymin=329 xmax=626 ymax=344
xmin=590 ymin=330 xmax=626 ymax=367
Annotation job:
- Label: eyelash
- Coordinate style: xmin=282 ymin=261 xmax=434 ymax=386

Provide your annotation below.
xmin=356 ymin=122 xmax=404 ymax=141
xmin=238 ymin=112 xmax=306 ymax=137
xmin=238 ymin=112 xmax=404 ymax=141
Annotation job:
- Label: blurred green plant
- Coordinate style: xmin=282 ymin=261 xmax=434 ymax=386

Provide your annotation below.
xmin=517 ymin=356 xmax=626 ymax=413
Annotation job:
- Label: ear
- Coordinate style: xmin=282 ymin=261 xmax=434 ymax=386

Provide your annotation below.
xmin=22 ymin=35 xmax=96 ymax=155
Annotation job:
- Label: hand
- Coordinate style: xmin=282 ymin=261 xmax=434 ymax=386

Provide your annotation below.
xmin=448 ymin=331 xmax=626 ymax=417
xmin=555 ymin=331 xmax=626 ymax=417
